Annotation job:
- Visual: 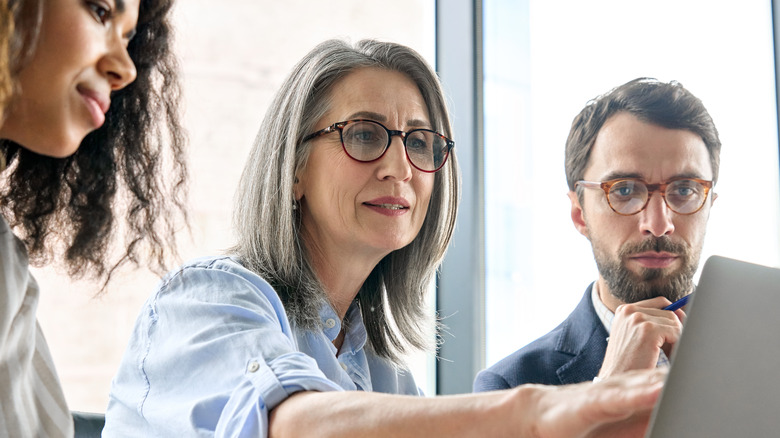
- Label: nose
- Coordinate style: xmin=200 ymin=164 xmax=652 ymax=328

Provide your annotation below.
xmin=99 ymin=36 xmax=138 ymax=91
xmin=376 ymin=136 xmax=413 ymax=181
xmin=638 ymin=192 xmax=675 ymax=237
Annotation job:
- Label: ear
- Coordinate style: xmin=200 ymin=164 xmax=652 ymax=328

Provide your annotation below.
xmin=293 ymin=175 xmax=304 ymax=201
xmin=568 ymin=190 xmax=590 ymax=239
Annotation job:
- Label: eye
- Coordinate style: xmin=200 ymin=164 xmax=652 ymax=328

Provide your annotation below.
xmin=86 ymin=1 xmax=113 ymax=25
xmin=404 ymin=131 xmax=432 ymax=151
xmin=352 ymin=129 xmax=378 ymax=143
xmin=676 ymin=187 xmax=694 ymax=196
xmin=407 ymin=137 xmax=430 ymax=151
xmin=344 ymin=122 xmax=384 ymax=145
xmin=609 ymin=180 xmax=643 ymax=201
xmin=670 ymin=180 xmax=700 ymax=197
xmin=611 ymin=184 xmax=635 ymax=197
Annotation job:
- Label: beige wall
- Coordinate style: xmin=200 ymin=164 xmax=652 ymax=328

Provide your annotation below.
xmin=36 ymin=0 xmax=434 ymax=412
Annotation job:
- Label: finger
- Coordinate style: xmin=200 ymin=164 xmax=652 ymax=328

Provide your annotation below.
xmin=613 ymin=307 xmax=685 ymax=330
xmin=591 ymin=369 xmax=666 ymax=415
xmin=620 ymin=296 xmax=674 ymax=309
xmin=586 ymin=410 xmax=654 ymax=438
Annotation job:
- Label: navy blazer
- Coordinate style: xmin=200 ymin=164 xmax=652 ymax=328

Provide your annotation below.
xmin=473 ymin=284 xmax=608 ymax=391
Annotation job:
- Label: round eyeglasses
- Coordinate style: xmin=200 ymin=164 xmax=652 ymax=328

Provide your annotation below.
xmin=302 ymin=119 xmax=455 ymax=173
xmin=575 ymin=177 xmax=714 ymax=215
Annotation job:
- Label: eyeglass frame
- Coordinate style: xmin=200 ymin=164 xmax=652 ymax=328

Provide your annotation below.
xmin=574 ymin=177 xmax=715 ymax=216
xmin=301 ymin=119 xmax=455 ymax=173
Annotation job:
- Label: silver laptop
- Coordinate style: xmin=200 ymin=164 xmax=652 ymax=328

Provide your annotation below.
xmin=646 ymin=255 xmax=780 ymax=438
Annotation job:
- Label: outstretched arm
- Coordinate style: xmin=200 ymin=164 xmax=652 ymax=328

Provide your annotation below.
xmin=270 ymin=368 xmax=666 ymax=438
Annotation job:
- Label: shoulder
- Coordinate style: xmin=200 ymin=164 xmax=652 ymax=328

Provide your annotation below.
xmin=150 ymin=255 xmax=285 ymax=317
xmin=475 ymin=324 xmax=569 ymax=391
xmin=0 ymin=214 xmax=31 ymax=290
xmin=161 ymin=255 xmax=273 ymax=292
xmin=475 ymin=289 xmax=601 ymax=390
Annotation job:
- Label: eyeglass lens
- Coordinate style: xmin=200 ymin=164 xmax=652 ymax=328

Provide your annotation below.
xmin=341 ymin=121 xmax=449 ymax=171
xmin=608 ymin=179 xmax=708 ymax=214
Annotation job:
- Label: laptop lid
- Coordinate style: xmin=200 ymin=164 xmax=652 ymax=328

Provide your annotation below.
xmin=645 ymin=255 xmax=780 ymax=438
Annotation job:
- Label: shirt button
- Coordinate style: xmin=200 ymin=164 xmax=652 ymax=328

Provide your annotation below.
xmin=325 ymin=318 xmax=336 ymax=328
xmin=247 ymin=361 xmax=260 ymax=373
xmin=340 ymin=363 xmax=348 ymax=371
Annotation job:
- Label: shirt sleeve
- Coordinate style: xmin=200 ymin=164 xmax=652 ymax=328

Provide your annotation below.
xmin=105 ymin=257 xmax=342 ymax=437
xmin=0 ymin=220 xmax=73 ymax=438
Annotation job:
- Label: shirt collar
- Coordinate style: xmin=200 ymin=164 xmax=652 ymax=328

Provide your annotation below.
xmin=317 ymin=299 xmax=367 ymax=353
xmin=591 ymin=281 xmax=615 ymax=334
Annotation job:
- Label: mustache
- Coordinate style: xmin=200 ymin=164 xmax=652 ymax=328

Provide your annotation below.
xmin=619 ymin=236 xmax=690 ymax=258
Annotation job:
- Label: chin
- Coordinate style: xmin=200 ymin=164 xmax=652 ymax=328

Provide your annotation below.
xmin=29 ymin=134 xmax=85 ymax=158
xmin=372 ymin=238 xmax=415 ymax=256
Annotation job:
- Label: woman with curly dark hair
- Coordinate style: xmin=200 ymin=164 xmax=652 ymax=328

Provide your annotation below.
xmin=0 ymin=0 xmax=187 ymax=436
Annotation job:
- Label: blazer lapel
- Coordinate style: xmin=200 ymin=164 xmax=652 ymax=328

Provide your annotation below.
xmin=554 ymin=284 xmax=610 ymax=385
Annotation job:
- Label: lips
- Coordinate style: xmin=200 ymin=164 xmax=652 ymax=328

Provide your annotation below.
xmin=368 ymin=203 xmax=406 ymax=210
xmin=364 ymin=196 xmax=410 ymax=209
xmin=363 ymin=196 xmax=411 ymax=216
xmin=628 ymin=251 xmax=679 ymax=269
xmin=77 ymin=86 xmax=110 ymax=128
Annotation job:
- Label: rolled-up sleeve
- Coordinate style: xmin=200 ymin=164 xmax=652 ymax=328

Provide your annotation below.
xmin=105 ymin=257 xmax=342 ymax=437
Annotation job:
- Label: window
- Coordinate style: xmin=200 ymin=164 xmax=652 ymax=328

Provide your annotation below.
xmin=482 ymin=0 xmax=780 ymax=366
xmin=35 ymin=0 xmax=437 ymax=411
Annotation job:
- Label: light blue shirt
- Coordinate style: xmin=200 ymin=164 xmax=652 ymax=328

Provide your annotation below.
xmin=103 ymin=256 xmax=421 ymax=437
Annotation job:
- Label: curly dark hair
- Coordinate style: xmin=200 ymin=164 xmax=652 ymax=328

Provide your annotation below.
xmin=0 ymin=0 xmax=188 ymax=288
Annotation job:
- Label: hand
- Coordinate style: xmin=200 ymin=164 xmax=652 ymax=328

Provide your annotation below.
xmin=528 ymin=368 xmax=666 ymax=438
xmin=598 ymin=297 xmax=685 ymax=379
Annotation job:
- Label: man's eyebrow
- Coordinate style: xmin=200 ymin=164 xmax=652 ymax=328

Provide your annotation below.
xmin=599 ymin=171 xmax=707 ymax=182
xmin=600 ymin=171 xmax=643 ymax=181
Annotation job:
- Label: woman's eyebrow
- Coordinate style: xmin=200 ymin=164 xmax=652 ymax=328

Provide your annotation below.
xmin=346 ymin=112 xmax=430 ymax=129
xmin=347 ymin=111 xmax=387 ymax=122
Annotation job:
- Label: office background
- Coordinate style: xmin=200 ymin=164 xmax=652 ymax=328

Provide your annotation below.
xmin=35 ymin=0 xmax=780 ymax=411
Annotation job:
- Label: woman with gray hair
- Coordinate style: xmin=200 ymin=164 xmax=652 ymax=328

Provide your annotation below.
xmin=104 ymin=39 xmax=664 ymax=437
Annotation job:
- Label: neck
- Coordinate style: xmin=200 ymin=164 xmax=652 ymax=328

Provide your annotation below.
xmin=595 ymin=278 xmax=623 ymax=313
xmin=304 ymin=237 xmax=386 ymax=320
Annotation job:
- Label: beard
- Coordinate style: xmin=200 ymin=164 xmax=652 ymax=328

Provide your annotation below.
xmin=592 ymin=236 xmax=700 ymax=303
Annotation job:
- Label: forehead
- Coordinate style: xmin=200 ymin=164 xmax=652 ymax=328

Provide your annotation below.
xmin=585 ymin=112 xmax=713 ymax=181
xmin=324 ymin=67 xmax=430 ymax=125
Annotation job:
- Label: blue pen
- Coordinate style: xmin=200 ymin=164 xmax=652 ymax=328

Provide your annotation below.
xmin=664 ymin=294 xmax=692 ymax=311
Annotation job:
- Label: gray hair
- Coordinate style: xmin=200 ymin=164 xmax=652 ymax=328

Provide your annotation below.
xmin=231 ymin=39 xmax=460 ymax=363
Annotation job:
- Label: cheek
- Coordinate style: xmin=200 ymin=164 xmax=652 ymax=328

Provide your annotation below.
xmin=412 ymin=176 xmax=435 ymax=231
xmin=588 ymin=213 xmax=634 ymax=248
xmin=416 ymin=175 xmax=435 ymax=209
xmin=678 ymin=215 xmax=710 ymax=245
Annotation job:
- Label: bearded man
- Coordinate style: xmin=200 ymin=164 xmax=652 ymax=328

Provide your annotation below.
xmin=474 ymin=78 xmax=720 ymax=389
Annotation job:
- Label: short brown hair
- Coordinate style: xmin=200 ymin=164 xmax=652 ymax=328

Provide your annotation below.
xmin=565 ymin=78 xmax=721 ymax=191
